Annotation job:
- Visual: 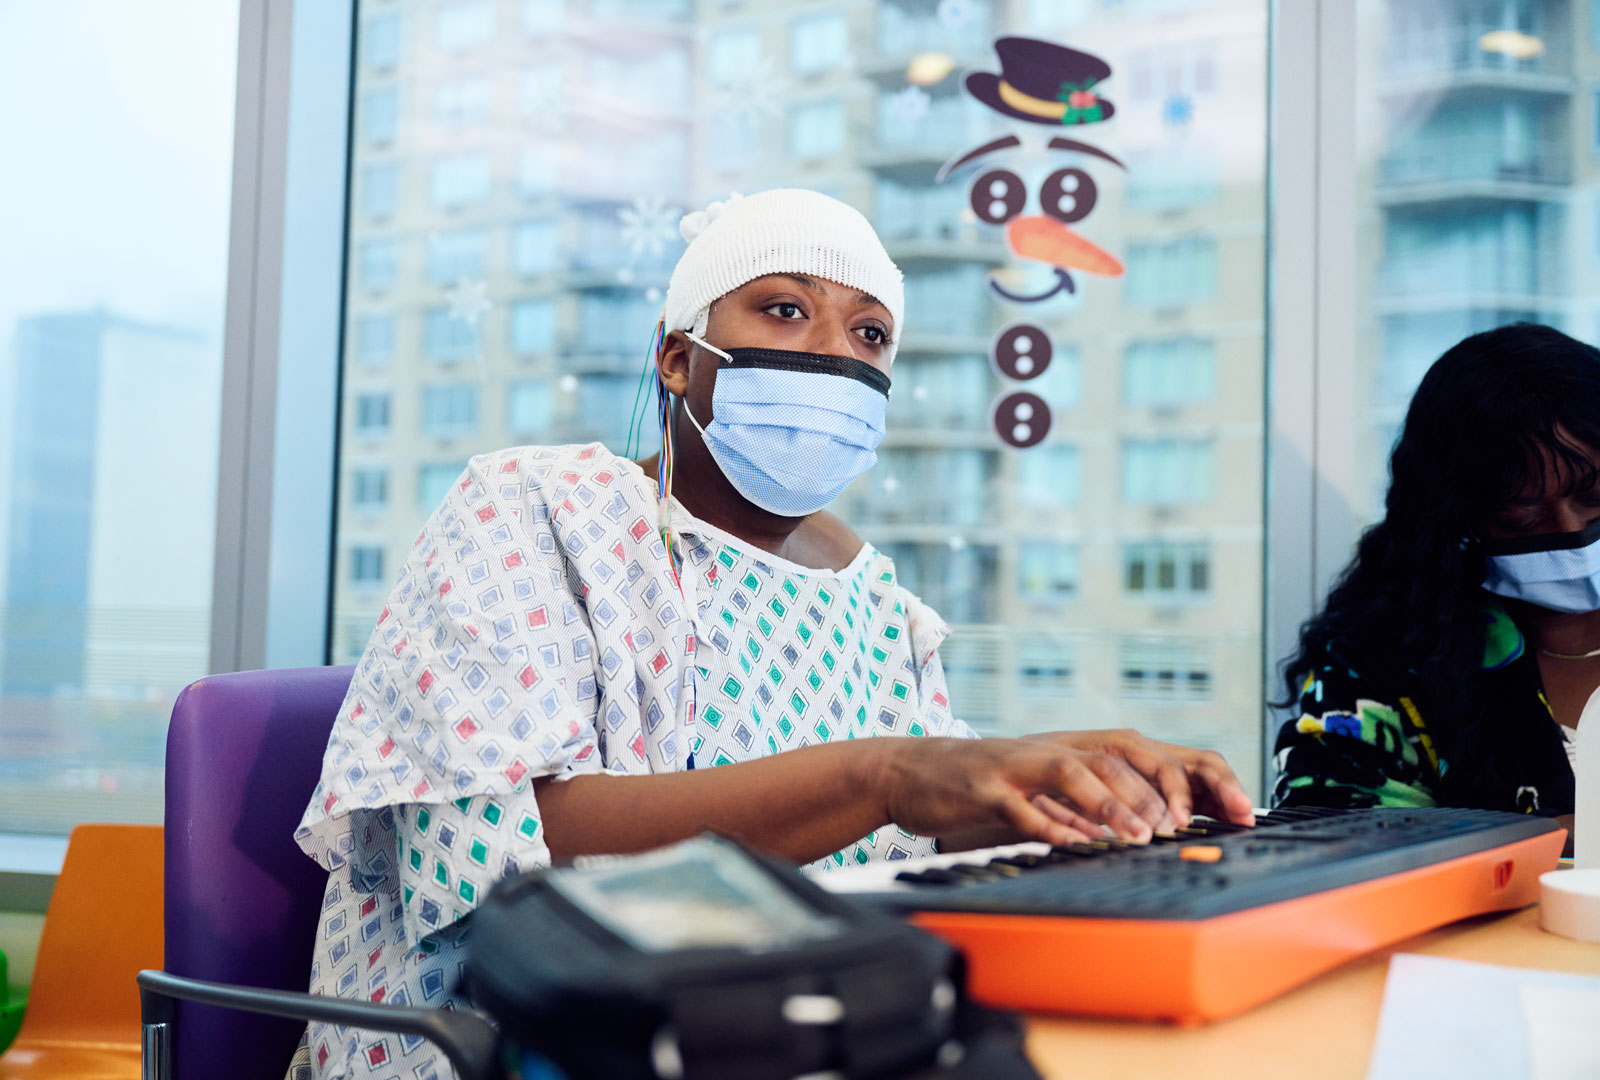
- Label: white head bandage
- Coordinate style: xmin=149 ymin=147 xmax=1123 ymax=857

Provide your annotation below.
xmin=664 ymin=189 xmax=905 ymax=360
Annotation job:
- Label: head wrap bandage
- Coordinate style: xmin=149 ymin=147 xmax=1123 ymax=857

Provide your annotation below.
xmin=664 ymin=189 xmax=905 ymax=361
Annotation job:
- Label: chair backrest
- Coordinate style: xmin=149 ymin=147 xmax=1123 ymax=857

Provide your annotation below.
xmin=163 ymin=666 xmax=352 ymax=1080
xmin=10 ymin=824 xmax=162 ymax=1051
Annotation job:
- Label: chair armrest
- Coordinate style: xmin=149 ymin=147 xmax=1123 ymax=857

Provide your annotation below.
xmin=136 ymin=969 xmax=499 ymax=1080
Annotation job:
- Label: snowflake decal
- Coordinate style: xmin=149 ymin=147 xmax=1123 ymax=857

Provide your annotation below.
xmin=711 ymin=53 xmax=787 ymax=121
xmin=618 ymin=196 xmax=680 ymax=259
xmin=886 ymin=85 xmax=932 ymax=127
xmin=937 ymin=0 xmax=978 ymax=29
xmin=446 ymin=279 xmax=492 ymax=328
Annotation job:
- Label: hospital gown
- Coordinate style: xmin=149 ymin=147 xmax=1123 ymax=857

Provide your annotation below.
xmin=289 ymin=442 xmax=974 ymax=1079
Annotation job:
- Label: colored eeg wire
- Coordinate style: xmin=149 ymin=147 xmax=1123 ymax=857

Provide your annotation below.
xmin=622 ymin=314 xmax=680 ymax=593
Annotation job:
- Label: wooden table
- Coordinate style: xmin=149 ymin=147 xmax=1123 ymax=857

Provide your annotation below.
xmin=1023 ymin=903 xmax=1600 ymax=1079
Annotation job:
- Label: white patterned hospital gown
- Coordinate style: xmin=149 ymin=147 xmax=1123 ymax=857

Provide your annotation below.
xmin=290 ymin=442 xmax=974 ymax=1079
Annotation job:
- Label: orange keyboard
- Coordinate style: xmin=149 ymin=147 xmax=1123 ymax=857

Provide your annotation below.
xmin=808 ymin=807 xmax=1566 ymax=1022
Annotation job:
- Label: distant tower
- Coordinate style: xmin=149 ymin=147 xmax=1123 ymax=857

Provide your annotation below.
xmin=3 ymin=311 xmax=219 ymax=695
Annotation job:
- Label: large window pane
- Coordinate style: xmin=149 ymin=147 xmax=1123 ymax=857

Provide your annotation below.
xmin=333 ymin=0 xmax=1269 ymax=781
xmin=1354 ymin=0 xmax=1575 ymax=519
xmin=0 ymin=2 xmax=238 ymax=833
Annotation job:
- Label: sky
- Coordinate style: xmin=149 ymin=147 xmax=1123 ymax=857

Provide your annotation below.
xmin=0 ymin=0 xmax=239 ymax=599
xmin=0 ymin=1 xmax=240 ymax=341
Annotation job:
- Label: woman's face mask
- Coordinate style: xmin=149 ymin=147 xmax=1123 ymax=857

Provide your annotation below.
xmin=680 ymin=333 xmax=889 ymax=517
xmin=1482 ymin=518 xmax=1600 ymax=613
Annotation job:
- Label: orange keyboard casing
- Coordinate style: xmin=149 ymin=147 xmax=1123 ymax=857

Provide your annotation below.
xmin=907 ymin=830 xmax=1565 ymax=1023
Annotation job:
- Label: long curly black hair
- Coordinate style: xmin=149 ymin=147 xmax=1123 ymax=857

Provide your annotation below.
xmin=1282 ymin=323 xmax=1600 ymax=796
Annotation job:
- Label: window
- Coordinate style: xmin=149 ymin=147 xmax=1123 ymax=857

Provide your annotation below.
xmin=1122 ymin=438 xmax=1215 ymax=503
xmin=355 ymin=314 xmax=395 ymax=367
xmin=354 ymin=392 xmax=392 ymax=437
xmin=511 ymin=299 xmax=557 ymax=355
xmin=1018 ymin=445 xmax=1082 ymax=508
xmin=1124 ymin=541 xmax=1211 ymax=598
xmin=423 ymin=308 xmax=477 ymax=362
xmin=707 ymin=27 xmax=761 ymax=85
xmin=362 ymin=86 xmax=398 ymax=145
xmin=351 ymin=467 xmax=389 ymax=511
xmin=1033 ymin=344 xmax=1082 ymax=410
xmin=1123 ymin=338 xmax=1216 ymax=406
xmin=790 ymin=99 xmax=845 ymax=161
xmin=1119 ymin=639 xmax=1214 ymax=701
xmin=431 ymin=154 xmax=492 ymax=209
xmin=508 ymin=379 xmax=554 ymax=435
xmin=889 ymin=353 xmax=990 ymax=429
xmin=421 ymin=383 xmax=481 ymax=438
xmin=792 ymin=13 xmax=847 ymax=74
xmin=348 ymin=545 xmax=386 ymax=586
xmin=436 ymin=1 xmax=494 ymax=51
xmin=903 ymin=267 xmax=990 ymax=338
xmin=333 ymin=0 xmax=1269 ymax=785
xmin=364 ymin=12 xmax=401 ymax=69
xmin=360 ymin=163 xmax=399 ymax=219
xmin=518 ymin=144 xmax=560 ymax=196
xmin=1018 ymin=543 xmax=1079 ymax=602
xmin=1018 ymin=633 xmax=1075 ymax=699
xmin=706 ymin=111 xmax=760 ymax=174
xmin=419 ymin=463 xmax=465 ymax=511
xmin=513 ymin=220 xmax=559 ymax=275
xmin=358 ymin=238 xmax=399 ymax=293
xmin=577 ymin=291 xmax=661 ymax=354
xmin=436 ymin=77 xmax=492 ymax=127
xmin=1126 ymin=149 xmax=1219 ymax=211
xmin=426 ymin=229 xmax=488 ymax=284
xmin=1125 ymin=237 xmax=1217 ymax=307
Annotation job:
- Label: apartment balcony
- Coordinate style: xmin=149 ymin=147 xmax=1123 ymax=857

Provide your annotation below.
xmin=1375 ymin=136 xmax=1569 ymax=204
xmin=1374 ymin=257 xmax=1562 ymax=315
xmin=882 ymin=233 xmax=1007 ymax=268
xmin=1381 ymin=25 xmax=1572 ymax=96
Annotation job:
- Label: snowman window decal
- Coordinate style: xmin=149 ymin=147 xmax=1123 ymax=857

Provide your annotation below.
xmin=934 ymin=37 xmax=1126 ymax=448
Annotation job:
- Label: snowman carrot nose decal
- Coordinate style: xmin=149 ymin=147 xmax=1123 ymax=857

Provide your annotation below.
xmin=932 ymin=36 xmax=1125 ymax=447
xmin=940 ymin=133 xmax=1126 ymax=302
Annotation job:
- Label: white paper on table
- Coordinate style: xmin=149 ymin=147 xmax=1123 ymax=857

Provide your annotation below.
xmin=1366 ymin=954 xmax=1600 ymax=1080
xmin=1520 ymin=984 xmax=1600 ymax=1080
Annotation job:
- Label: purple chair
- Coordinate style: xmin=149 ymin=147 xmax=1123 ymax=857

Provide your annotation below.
xmin=139 ymin=666 xmax=496 ymax=1080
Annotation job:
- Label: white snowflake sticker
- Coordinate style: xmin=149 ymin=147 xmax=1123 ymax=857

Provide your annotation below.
xmin=446 ymin=278 xmax=492 ymax=327
xmin=886 ymin=85 xmax=932 ymax=126
xmin=711 ymin=53 xmax=786 ymax=121
xmin=937 ymin=0 xmax=978 ymax=29
xmin=618 ymin=196 xmax=681 ymax=259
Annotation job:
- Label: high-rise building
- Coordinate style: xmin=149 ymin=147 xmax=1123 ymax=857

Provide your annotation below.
xmin=334 ymin=0 xmax=1270 ymax=779
xmin=1358 ymin=0 xmax=1582 ymax=518
xmin=2 ymin=310 xmax=219 ymax=696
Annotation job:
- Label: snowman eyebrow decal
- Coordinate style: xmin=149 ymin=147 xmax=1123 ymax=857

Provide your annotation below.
xmin=936 ymin=134 xmax=1127 ymax=184
xmin=936 ymin=135 xmax=1022 ymax=182
xmin=1045 ymin=136 xmax=1126 ymax=171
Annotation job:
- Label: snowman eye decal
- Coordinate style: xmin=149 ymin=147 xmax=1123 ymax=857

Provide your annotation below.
xmin=970 ymin=169 xmax=1027 ymax=225
xmin=1040 ymin=167 xmax=1097 ymax=224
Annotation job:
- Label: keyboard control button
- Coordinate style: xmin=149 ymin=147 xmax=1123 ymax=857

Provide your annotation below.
xmin=1179 ymin=846 xmax=1224 ymax=863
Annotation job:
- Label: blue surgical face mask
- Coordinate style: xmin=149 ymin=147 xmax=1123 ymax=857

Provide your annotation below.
xmin=1481 ymin=518 xmax=1600 ymax=613
xmin=680 ymin=333 xmax=890 ymax=517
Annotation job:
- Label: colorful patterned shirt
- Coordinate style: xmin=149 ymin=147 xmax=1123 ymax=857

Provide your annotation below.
xmin=1271 ymin=600 xmax=1576 ymax=816
xmin=290 ymin=443 xmax=971 ymax=1080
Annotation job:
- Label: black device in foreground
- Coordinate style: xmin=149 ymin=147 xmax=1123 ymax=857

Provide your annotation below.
xmin=464 ymin=834 xmax=1041 ymax=1080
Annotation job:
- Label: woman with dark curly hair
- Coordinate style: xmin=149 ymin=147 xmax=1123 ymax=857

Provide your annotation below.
xmin=1273 ymin=323 xmax=1591 ymax=849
